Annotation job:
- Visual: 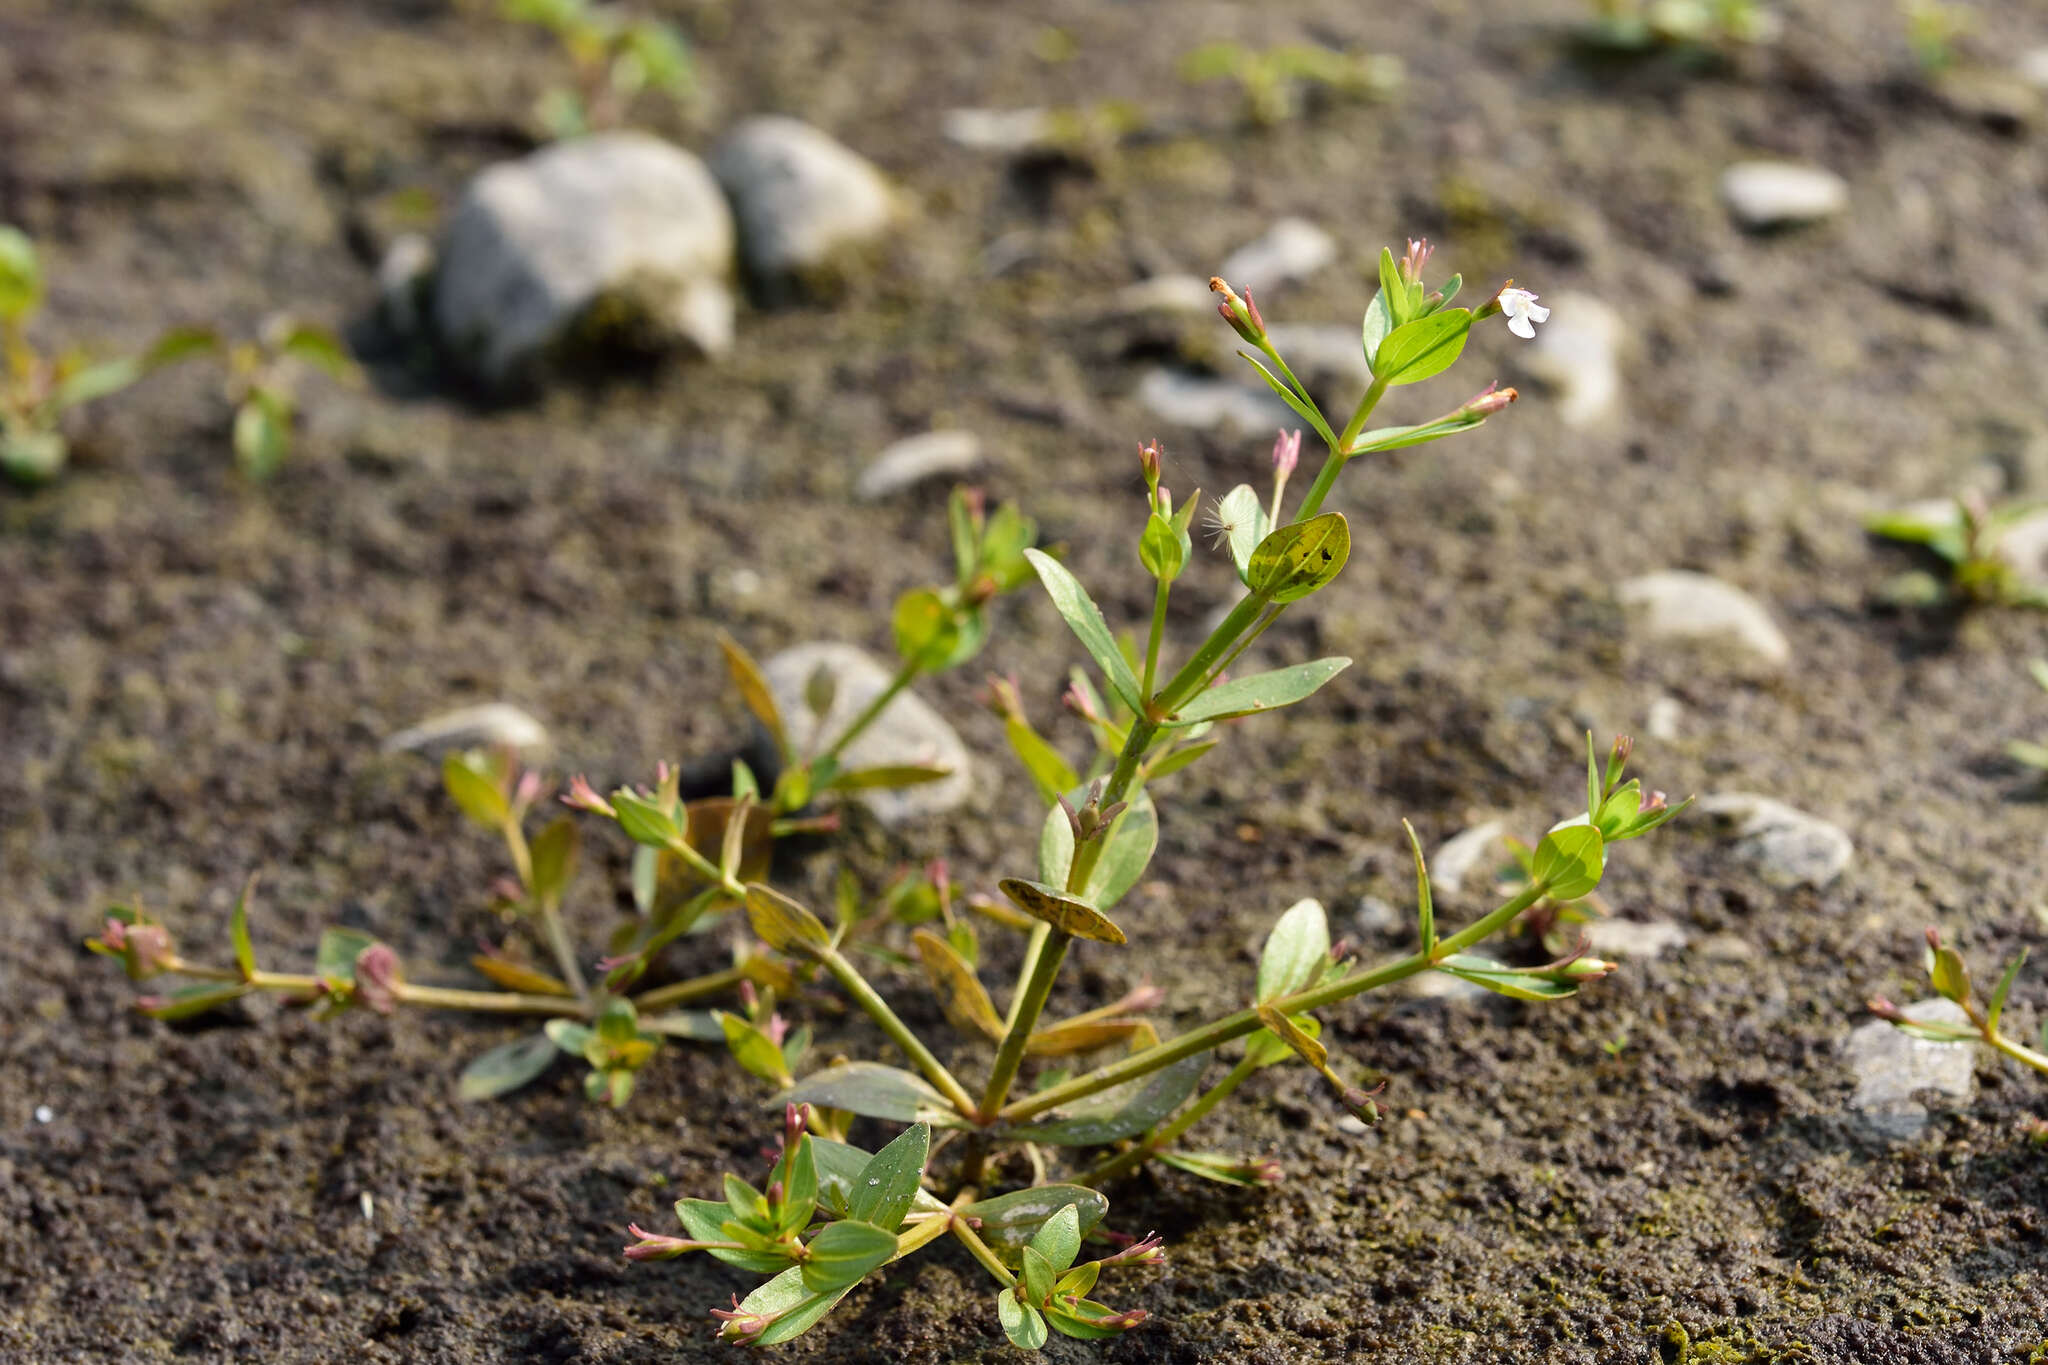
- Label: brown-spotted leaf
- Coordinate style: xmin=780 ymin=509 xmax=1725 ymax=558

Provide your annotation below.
xmin=912 ymin=930 xmax=1004 ymax=1040
xmin=996 ymin=878 xmax=1127 ymax=945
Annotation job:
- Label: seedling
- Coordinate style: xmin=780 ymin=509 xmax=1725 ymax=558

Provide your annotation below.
xmin=1577 ymin=0 xmax=1781 ymax=55
xmin=0 ymin=225 xmax=212 ymax=484
xmin=2010 ymin=660 xmax=2048 ymax=774
xmin=1867 ymin=494 xmax=2048 ymax=610
xmin=1870 ymin=927 xmax=2048 ymax=1078
xmin=210 ymin=317 xmax=360 ymax=479
xmin=1178 ymin=41 xmax=1402 ymax=129
xmin=500 ymin=0 xmax=694 ymax=138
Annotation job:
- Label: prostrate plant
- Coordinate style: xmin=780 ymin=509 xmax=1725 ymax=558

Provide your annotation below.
xmin=87 ymin=495 xmax=1039 ymax=1106
xmin=0 ymin=225 xmax=213 ymax=485
xmin=1577 ymin=0 xmax=1781 ymax=55
xmin=1178 ymin=41 xmax=1403 ymax=129
xmin=1870 ymin=927 xmax=2048 ymax=1079
xmin=1867 ymin=493 xmax=2048 ymax=610
xmin=2010 ymin=660 xmax=2048 ymax=775
xmin=618 ymin=244 xmax=1687 ymax=1349
xmin=500 ymin=0 xmax=694 ymax=139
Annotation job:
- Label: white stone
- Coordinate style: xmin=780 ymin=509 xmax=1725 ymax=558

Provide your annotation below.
xmin=1107 ymin=274 xmax=1216 ymax=316
xmin=433 ymin=132 xmax=735 ymax=385
xmin=1645 ymin=695 xmax=1684 ymax=743
xmin=1353 ymin=895 xmax=1401 ymax=933
xmin=382 ymin=702 xmax=550 ymax=756
xmin=1721 ymin=161 xmax=1849 ymax=230
xmin=1218 ymin=217 xmax=1336 ymax=294
xmin=763 ymin=644 xmax=971 ymax=826
xmin=941 ymin=107 xmax=1054 ymax=153
xmin=1431 ymin=820 xmax=1507 ymax=898
xmin=2022 ymin=48 xmax=2048 ymax=90
xmin=1519 ymin=292 xmax=1623 ymax=428
xmin=712 ymin=116 xmax=895 ymax=283
xmin=1843 ymin=998 xmax=1976 ymax=1140
xmin=33 ymin=1105 xmax=53 ymax=1124
xmin=1585 ymin=918 xmax=1690 ymax=959
xmin=1136 ymin=367 xmax=1294 ymax=433
xmin=377 ymin=232 xmax=435 ymax=336
xmin=1697 ymin=792 xmax=1853 ymax=890
xmin=1618 ymin=571 xmax=1792 ymax=668
xmin=854 ymin=431 xmax=983 ymax=502
xmin=1260 ymin=323 xmax=1373 ymax=390
xmin=1992 ymin=507 xmax=2048 ymax=595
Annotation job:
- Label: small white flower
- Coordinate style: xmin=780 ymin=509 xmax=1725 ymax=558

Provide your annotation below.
xmin=1498 ymin=287 xmax=1550 ymax=340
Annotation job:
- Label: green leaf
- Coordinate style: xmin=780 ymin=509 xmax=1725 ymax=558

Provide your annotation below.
xmin=49 ymin=358 xmax=144 ymax=412
xmin=1002 ymin=1052 xmax=1209 ymax=1145
xmin=1371 ymin=309 xmax=1472 ymax=386
xmin=1256 ymin=898 xmax=1330 ymax=1002
xmin=786 ymin=1062 xmax=955 ymax=1124
xmin=1166 ymin=657 xmax=1350 ymax=727
xmin=999 ymin=1293 xmax=1049 ymax=1350
xmin=958 ymin=1185 xmax=1109 ymax=1259
xmin=1437 ymin=954 xmax=1579 ymax=1001
xmin=278 ymin=323 xmax=355 ymax=379
xmin=1041 ymin=789 xmax=1159 ymax=911
xmin=640 ymin=1010 xmax=723 ymax=1040
xmin=1214 ymin=484 xmax=1271 ymax=584
xmin=1928 ymin=943 xmax=1971 ymax=1006
xmin=1985 ymin=949 xmax=2026 ymax=1034
xmin=315 ymin=927 xmax=377 ymax=987
xmin=138 ymin=982 xmax=253 ymax=1021
xmin=891 ymin=587 xmax=969 ymax=671
xmin=1139 ymin=511 xmax=1188 ymax=581
xmin=441 ymin=751 xmax=510 ymax=828
xmin=914 ymin=931 xmax=1005 ymax=1040
xmin=0 ymin=428 xmax=69 ymax=485
xmin=229 ymin=874 xmax=258 ymax=980
xmin=1046 ymin=1297 xmax=1139 ymax=1340
xmin=232 ymin=389 xmax=292 ymax=481
xmin=458 ymin=1032 xmax=560 ymax=1100
xmin=1246 ymin=1011 xmax=1319 ymax=1069
xmin=824 ymin=763 xmax=954 ymax=790
xmin=1376 ymin=247 xmax=1406 ymax=327
xmin=744 ymin=883 xmax=831 ymax=954
xmin=1146 ymin=739 xmax=1218 ymax=780
xmin=141 ymin=325 xmax=222 ymax=370
xmin=998 ymin=878 xmax=1127 ymax=944
xmin=1023 ymin=549 xmax=1146 ymax=715
xmin=1531 ymin=824 xmax=1605 ymax=900
xmin=1344 ymin=413 xmax=1487 ymax=454
xmin=733 ymin=1265 xmax=852 ymax=1346
xmin=1254 ymin=1004 xmax=1328 ymax=1071
xmin=0 ymin=225 xmax=44 ymax=321
xmin=1238 ymin=352 xmax=1341 ymax=453
xmin=1867 ymin=504 xmax=1968 ymax=563
xmin=1247 ymin=511 xmax=1350 ymax=604
xmin=528 ymin=816 xmax=579 ymax=908
xmin=847 ymin=1122 xmax=931 ymax=1232
xmin=1021 ymin=1244 xmax=1056 ymax=1303
xmin=1005 ymin=716 xmax=1079 ymax=807
xmin=1361 ymin=287 xmax=1394 ymax=367
xmin=1404 ymin=820 xmax=1435 ymax=955
xmin=717 ymin=1011 xmax=794 ymax=1085
xmin=1155 ymin=1149 xmax=1277 ymax=1186
xmin=1025 ymin=1203 xmax=1082 ymax=1275
xmin=1055 ymin=1259 xmax=1100 ymax=1299
xmin=800 ymin=1219 xmax=899 ymax=1294
xmin=718 ymin=631 xmax=790 ymax=764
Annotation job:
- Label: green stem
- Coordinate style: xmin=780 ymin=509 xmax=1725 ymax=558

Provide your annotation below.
xmin=1062 ymin=720 xmax=1157 ymax=896
xmin=999 ymin=878 xmax=1552 ymax=1123
xmin=812 ymin=942 xmax=979 ymax=1117
xmin=1141 ymin=575 xmax=1171 ymax=699
xmin=950 ymin=1214 xmax=1018 ymax=1288
xmin=1291 ymin=376 xmax=1388 ymax=524
xmin=978 ymin=931 xmax=1072 ymax=1120
xmin=1157 ymin=595 xmax=1264 ymax=713
xmin=167 ymin=959 xmax=593 ymax=1014
xmin=1988 ymin=1030 xmax=2048 ymax=1076
xmin=537 ymin=903 xmax=587 ymax=997
xmin=1084 ymin=1051 xmax=1260 ymax=1184
xmin=629 ymin=964 xmax=748 ymax=1012
xmin=1194 ymin=604 xmax=1282 ymax=696
xmin=817 ymin=661 xmax=919 ymax=767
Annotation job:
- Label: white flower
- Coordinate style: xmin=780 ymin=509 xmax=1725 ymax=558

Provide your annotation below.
xmin=1498 ymin=287 xmax=1549 ymax=340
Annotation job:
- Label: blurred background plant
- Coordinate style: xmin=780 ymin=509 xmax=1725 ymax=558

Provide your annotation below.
xmin=1177 ymin=40 xmax=1402 ymax=130
xmin=1578 ymin=0 xmax=1783 ymax=55
xmin=1867 ymin=494 xmax=2048 ymax=610
xmin=498 ymin=0 xmax=695 ymax=137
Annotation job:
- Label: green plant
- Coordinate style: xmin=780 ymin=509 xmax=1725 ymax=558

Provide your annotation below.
xmin=89 ymin=496 xmax=1036 ymax=1105
xmin=1578 ymin=0 xmax=1781 ymax=54
xmin=501 ymin=0 xmax=694 ymax=138
xmin=1178 ymin=41 xmax=1402 ymax=129
xmin=1901 ymin=0 xmax=1973 ymax=73
xmin=211 ymin=317 xmax=360 ymax=479
xmin=1870 ymin=927 xmax=2048 ymax=1078
xmin=1866 ymin=494 xmax=2048 ymax=610
xmin=614 ymin=246 xmax=1685 ymax=1348
xmin=0 ymin=225 xmax=212 ymax=485
xmin=2009 ymin=660 xmax=2048 ymax=773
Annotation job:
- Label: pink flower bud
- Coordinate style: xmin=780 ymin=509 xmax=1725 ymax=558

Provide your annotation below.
xmin=1208 ymin=276 xmax=1263 ymax=342
xmin=1096 ymin=1232 xmax=1168 ymax=1266
xmin=711 ymin=1295 xmax=775 ymax=1343
xmin=560 ymin=775 xmax=616 ymax=818
xmin=623 ymin=1223 xmax=696 ymax=1261
xmin=1138 ymin=439 xmax=1163 ymax=486
xmin=354 ymin=943 xmax=402 ymax=1015
xmin=1270 ymin=428 xmax=1301 ymax=478
xmin=514 ymin=769 xmax=543 ymax=809
xmin=1459 ymin=382 xmax=1519 ymax=418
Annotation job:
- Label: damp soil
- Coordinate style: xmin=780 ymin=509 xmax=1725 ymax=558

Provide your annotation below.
xmin=5 ymin=1 xmax=2048 ymax=1361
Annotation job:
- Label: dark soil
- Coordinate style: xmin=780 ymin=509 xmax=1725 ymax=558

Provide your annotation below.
xmin=5 ymin=1 xmax=2048 ymax=1361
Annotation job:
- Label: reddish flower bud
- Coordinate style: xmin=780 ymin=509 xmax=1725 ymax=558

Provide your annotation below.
xmin=1270 ymin=428 xmax=1301 ymax=479
xmin=560 ymin=774 xmax=616 ymax=818
xmin=1459 ymin=382 xmax=1519 ymax=418
xmin=354 ymin=942 xmax=402 ymax=1015
xmin=623 ymin=1223 xmax=696 ymax=1261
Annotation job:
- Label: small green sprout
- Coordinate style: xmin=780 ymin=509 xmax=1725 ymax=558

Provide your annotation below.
xmin=1578 ymin=0 xmax=1781 ymax=55
xmin=0 ymin=225 xmax=212 ymax=485
xmin=1901 ymin=0 xmax=1973 ymax=73
xmin=1867 ymin=494 xmax=2048 ymax=610
xmin=210 ymin=317 xmax=359 ymax=480
xmin=501 ymin=0 xmax=694 ymax=138
xmin=1178 ymin=41 xmax=1402 ymax=129
xmin=1871 ymin=927 xmax=2048 ymax=1079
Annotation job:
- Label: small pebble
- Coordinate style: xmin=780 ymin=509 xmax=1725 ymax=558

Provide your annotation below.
xmin=854 ymin=431 xmax=983 ymax=502
xmin=1618 ymin=571 xmax=1791 ymax=669
xmin=1430 ymin=821 xmax=1507 ymax=898
xmin=382 ymin=702 xmax=549 ymax=756
xmin=1721 ymin=161 xmax=1849 ymax=231
xmin=1697 ymin=792 xmax=1853 ymax=891
xmin=1136 ymin=367 xmax=1294 ymax=433
xmin=33 ymin=1105 xmax=53 ymax=1124
xmin=1218 ymin=217 xmax=1336 ymax=294
xmin=1843 ymin=999 xmax=1975 ymax=1141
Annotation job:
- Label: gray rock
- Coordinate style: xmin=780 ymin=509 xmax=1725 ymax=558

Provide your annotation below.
xmin=377 ymin=232 xmax=435 ymax=336
xmin=1585 ymin=918 xmax=1690 ymax=959
xmin=433 ymin=132 xmax=735 ymax=386
xmin=1843 ymin=998 xmax=1976 ymax=1140
xmin=382 ymin=702 xmax=549 ymax=756
xmin=763 ymin=643 xmax=970 ymax=826
xmin=941 ymin=107 xmax=1054 ymax=153
xmin=1721 ymin=160 xmax=1849 ymax=230
xmin=2023 ymin=48 xmax=2048 ymax=90
xmin=1353 ymin=895 xmax=1402 ymax=933
xmin=1519 ymin=292 xmax=1623 ymax=428
xmin=854 ymin=431 xmax=983 ymax=501
xmin=1431 ymin=820 xmax=1507 ymax=898
xmin=1218 ymin=218 xmax=1336 ymax=294
xmin=712 ymin=116 xmax=895 ymax=291
xmin=1618 ymin=571 xmax=1792 ymax=668
xmin=1697 ymin=792 xmax=1853 ymax=890
xmin=1260 ymin=323 xmax=1373 ymax=390
xmin=1645 ymin=695 xmax=1685 ymax=743
xmin=1136 ymin=367 xmax=1294 ymax=433
xmin=1106 ymin=274 xmax=1216 ymax=316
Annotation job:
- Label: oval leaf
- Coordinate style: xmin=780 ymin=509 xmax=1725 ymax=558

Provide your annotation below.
xmin=998 ymin=878 xmax=1127 ymax=945
xmin=458 ymin=1031 xmax=561 ymax=1100
xmin=960 ymin=1185 xmax=1110 ymax=1259
xmin=786 ymin=1062 xmax=953 ymax=1124
xmin=1371 ymin=308 xmax=1472 ymax=386
xmin=914 ymin=931 xmax=1005 ymax=1040
xmin=1247 ymin=513 xmax=1350 ymax=604
xmin=745 ymin=883 xmax=831 ymax=954
xmin=847 ymin=1122 xmax=931 ymax=1232
xmin=1256 ymin=898 xmax=1330 ymax=1003
xmin=1002 ymin=1052 xmax=1208 ymax=1145
xmin=1531 ymin=824 xmax=1605 ymax=901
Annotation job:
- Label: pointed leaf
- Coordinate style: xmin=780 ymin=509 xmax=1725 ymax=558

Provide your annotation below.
xmin=1361 ymin=287 xmax=1394 ymax=367
xmin=998 ymin=878 xmax=1127 ymax=944
xmin=1238 ymin=352 xmax=1341 ymax=453
xmin=1166 ymin=657 xmax=1350 ymax=727
xmin=1146 ymin=739 xmax=1218 ymax=780
xmin=1002 ymin=1052 xmax=1208 ymax=1145
xmin=1155 ymin=1149 xmax=1278 ymax=1186
xmin=138 ymin=982 xmax=253 ymax=1021
xmin=914 ymin=931 xmax=1005 ymax=1040
xmin=785 ymin=1062 xmax=955 ymax=1124
xmin=719 ymin=631 xmax=789 ymax=762
xmin=1257 ymin=898 xmax=1331 ymax=1002
xmin=1437 ymin=954 xmax=1579 ymax=1001
xmin=733 ymin=1265 xmax=852 ymax=1346
xmin=800 ymin=1218 xmax=899 ymax=1294
xmin=1021 ymin=1244 xmax=1056 ymax=1303
xmin=824 ymin=763 xmax=955 ymax=790
xmin=1247 ymin=513 xmax=1350 ymax=604
xmin=1005 ymin=716 xmax=1079 ymax=807
xmin=441 ymin=752 xmax=509 ymax=828
xmin=847 ymin=1122 xmax=931 ymax=1232
xmin=469 ymin=954 xmax=575 ymax=996
xmin=1027 ymin=1018 xmax=1151 ymax=1056
xmin=1985 ymin=949 xmax=2027 ymax=1034
xmin=229 ymin=874 xmax=258 ymax=980
xmin=528 ymin=816 xmax=579 ymax=908
xmin=745 ymin=883 xmax=831 ymax=954
xmin=1023 ymin=549 xmax=1146 ymax=715
xmin=1403 ymin=820 xmax=1435 ymax=955
xmin=1371 ymin=308 xmax=1472 ymax=386
xmin=458 ymin=1032 xmax=561 ymax=1100
xmin=1254 ymin=1003 xmax=1329 ymax=1071
xmin=1025 ymin=1203 xmax=1082 ymax=1275
xmin=959 ymin=1185 xmax=1109 ymax=1259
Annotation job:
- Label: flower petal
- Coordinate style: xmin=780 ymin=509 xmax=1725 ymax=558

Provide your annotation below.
xmin=1508 ymin=315 xmax=1535 ymax=340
